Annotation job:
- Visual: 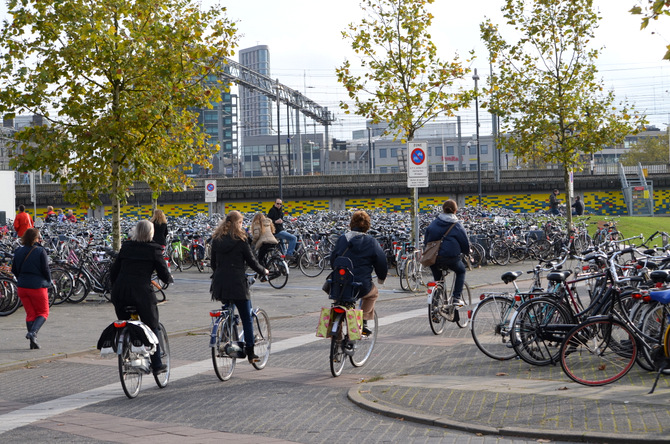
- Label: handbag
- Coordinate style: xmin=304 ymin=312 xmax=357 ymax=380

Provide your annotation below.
xmin=420 ymin=223 xmax=456 ymax=267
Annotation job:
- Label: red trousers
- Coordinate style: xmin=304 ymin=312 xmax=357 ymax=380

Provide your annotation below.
xmin=17 ymin=287 xmax=49 ymax=322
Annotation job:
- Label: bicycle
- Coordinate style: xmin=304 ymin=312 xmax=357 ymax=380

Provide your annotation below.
xmin=112 ymin=306 xmax=170 ymax=399
xmin=427 ymin=264 xmax=472 ymax=334
xmin=324 ymin=261 xmax=378 ymax=377
xmin=260 ymin=244 xmax=289 ymax=289
xmin=209 ymin=275 xmax=271 ymax=381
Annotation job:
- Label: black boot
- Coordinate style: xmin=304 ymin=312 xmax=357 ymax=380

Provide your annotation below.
xmin=245 ymin=346 xmax=260 ymax=363
xmin=150 ymin=343 xmax=167 ymax=374
xmin=362 ymin=320 xmax=372 ymax=336
xmin=26 ymin=316 xmax=46 ymax=350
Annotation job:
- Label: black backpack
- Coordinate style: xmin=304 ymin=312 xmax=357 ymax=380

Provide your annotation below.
xmin=329 ymin=255 xmax=359 ymax=303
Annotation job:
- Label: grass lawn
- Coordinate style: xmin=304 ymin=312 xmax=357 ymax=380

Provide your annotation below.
xmin=573 ymin=215 xmax=670 ymax=246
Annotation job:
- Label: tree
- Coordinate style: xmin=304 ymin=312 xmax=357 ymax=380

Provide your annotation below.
xmin=630 ymin=0 xmax=670 ymax=59
xmin=481 ymin=0 xmax=645 ymax=229
xmin=336 ymin=0 xmax=472 ymax=244
xmin=0 ymin=0 xmax=238 ymax=249
xmin=620 ymin=132 xmax=669 ymax=165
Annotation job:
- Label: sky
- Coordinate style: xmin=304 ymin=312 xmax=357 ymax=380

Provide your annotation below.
xmin=222 ymin=0 xmax=670 ymax=139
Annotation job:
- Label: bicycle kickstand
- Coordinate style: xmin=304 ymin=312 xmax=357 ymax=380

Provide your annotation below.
xmin=648 ymin=360 xmax=669 ymax=394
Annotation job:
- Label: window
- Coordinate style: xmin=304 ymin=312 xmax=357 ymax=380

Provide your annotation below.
xmin=459 ymin=145 xmax=465 ymax=155
xmin=427 ymin=146 xmax=432 ymax=156
xmin=481 ymin=163 xmax=489 ymax=171
xmin=447 ymin=164 xmax=455 ymax=171
xmin=380 ymin=166 xmax=388 ymax=173
xmin=435 ymin=146 xmax=443 ymax=157
xmin=469 ymin=163 xmax=477 ymax=171
xmin=391 ymin=148 xmax=398 ymax=158
xmin=446 ymin=146 xmax=454 ymax=156
xmin=379 ymin=148 xmax=387 ymax=158
xmin=469 ymin=145 xmax=476 ymax=155
xmin=480 ymin=145 xmax=488 ymax=154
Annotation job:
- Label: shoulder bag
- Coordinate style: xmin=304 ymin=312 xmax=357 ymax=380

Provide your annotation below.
xmin=420 ymin=223 xmax=455 ymax=267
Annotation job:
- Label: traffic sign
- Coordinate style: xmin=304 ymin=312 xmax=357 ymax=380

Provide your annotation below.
xmin=205 ymin=180 xmax=217 ymax=202
xmin=407 ymin=142 xmax=428 ymax=188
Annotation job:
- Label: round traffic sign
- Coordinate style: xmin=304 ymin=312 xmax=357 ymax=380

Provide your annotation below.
xmin=206 ymin=183 xmax=215 ymax=192
xmin=411 ymin=148 xmax=425 ymax=165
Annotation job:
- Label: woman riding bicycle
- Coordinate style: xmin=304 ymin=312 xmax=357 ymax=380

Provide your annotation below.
xmin=423 ymin=199 xmax=470 ymax=306
xmin=110 ymin=220 xmax=173 ymax=375
xmin=250 ymin=212 xmax=278 ymax=267
xmin=210 ymin=211 xmax=268 ymax=362
xmin=330 ymin=210 xmax=387 ymax=335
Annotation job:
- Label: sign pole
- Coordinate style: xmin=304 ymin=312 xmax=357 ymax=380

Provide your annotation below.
xmin=406 ymin=142 xmax=429 ymax=250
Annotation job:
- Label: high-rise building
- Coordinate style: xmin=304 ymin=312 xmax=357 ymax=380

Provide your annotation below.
xmin=239 ymin=45 xmax=272 ymax=137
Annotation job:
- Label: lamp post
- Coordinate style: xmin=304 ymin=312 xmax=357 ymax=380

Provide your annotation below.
xmin=473 ymin=68 xmax=482 ymax=206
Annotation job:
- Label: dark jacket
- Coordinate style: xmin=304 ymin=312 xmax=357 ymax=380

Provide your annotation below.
xmin=267 ymin=205 xmax=284 ymax=233
xmin=572 ymin=200 xmax=584 ymax=215
xmin=330 ymin=229 xmax=388 ymax=296
xmin=210 ymin=233 xmax=265 ymax=302
xmin=12 ymin=243 xmax=51 ymax=289
xmin=424 ymin=213 xmax=470 ymax=258
xmin=152 ymin=222 xmax=168 ymax=246
xmin=110 ymin=240 xmax=171 ymax=306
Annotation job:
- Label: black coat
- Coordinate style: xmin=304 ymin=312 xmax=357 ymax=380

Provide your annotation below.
xmin=330 ymin=229 xmax=388 ymax=296
xmin=210 ymin=233 xmax=265 ymax=302
xmin=424 ymin=213 xmax=470 ymax=259
xmin=12 ymin=243 xmax=51 ymax=289
xmin=152 ymin=222 xmax=168 ymax=246
xmin=110 ymin=241 xmax=171 ymax=308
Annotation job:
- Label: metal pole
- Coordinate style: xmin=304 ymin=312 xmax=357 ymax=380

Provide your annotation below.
xmin=473 ymin=68 xmax=481 ymax=206
xmin=276 ymin=80 xmax=282 ymax=200
xmin=367 ymin=127 xmax=373 ymax=174
xmin=490 ymin=61 xmax=500 ymax=182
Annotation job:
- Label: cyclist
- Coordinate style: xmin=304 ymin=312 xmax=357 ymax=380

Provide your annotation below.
xmin=250 ymin=212 xmax=278 ymax=267
xmin=110 ymin=220 xmax=173 ymax=375
xmin=210 ymin=211 xmax=268 ymax=362
xmin=267 ymin=198 xmax=297 ymax=260
xmin=423 ymin=199 xmax=470 ymax=306
xmin=330 ymin=210 xmax=387 ymax=335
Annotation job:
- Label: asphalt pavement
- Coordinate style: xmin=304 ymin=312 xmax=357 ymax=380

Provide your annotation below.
xmin=2 ymin=261 xmax=670 ymax=443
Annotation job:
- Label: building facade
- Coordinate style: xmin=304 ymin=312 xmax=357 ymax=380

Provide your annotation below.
xmin=239 ymin=45 xmax=272 ymax=137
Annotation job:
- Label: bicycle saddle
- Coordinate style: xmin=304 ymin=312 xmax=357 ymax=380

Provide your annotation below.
xmin=501 ymin=271 xmax=523 ymax=284
xmin=546 ymin=270 xmax=572 ymax=282
xmin=649 ymin=288 xmax=670 ymax=305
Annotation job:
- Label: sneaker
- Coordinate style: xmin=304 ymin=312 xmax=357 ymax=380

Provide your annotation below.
xmin=152 ymin=363 xmax=168 ymax=375
xmin=453 ymin=298 xmax=464 ymax=307
xmin=362 ymin=327 xmax=372 ymax=336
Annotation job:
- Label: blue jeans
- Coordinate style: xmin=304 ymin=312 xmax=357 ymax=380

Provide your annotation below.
xmin=275 ymin=231 xmax=297 ymax=256
xmin=229 ymin=299 xmax=254 ymax=349
xmin=430 ymin=256 xmax=466 ymax=300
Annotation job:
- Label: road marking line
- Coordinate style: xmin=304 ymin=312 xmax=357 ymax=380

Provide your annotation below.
xmin=0 ymin=307 xmax=426 ymax=434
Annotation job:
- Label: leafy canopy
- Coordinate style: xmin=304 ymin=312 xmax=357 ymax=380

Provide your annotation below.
xmin=336 ymin=0 xmax=472 ymax=142
xmin=630 ymin=0 xmax=670 ymax=60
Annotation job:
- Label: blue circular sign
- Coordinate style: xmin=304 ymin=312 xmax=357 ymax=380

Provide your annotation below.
xmin=206 ymin=183 xmax=215 ymax=192
xmin=411 ymin=148 xmax=425 ymax=165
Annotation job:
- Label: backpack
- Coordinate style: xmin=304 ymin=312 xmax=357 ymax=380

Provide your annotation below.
xmin=329 ymin=255 xmax=359 ymax=303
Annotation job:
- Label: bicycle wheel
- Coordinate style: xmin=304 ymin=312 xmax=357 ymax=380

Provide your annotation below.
xmin=428 ymin=284 xmax=447 ymax=335
xmin=267 ymin=257 xmax=289 ymax=289
xmin=170 ymin=248 xmax=183 ymax=272
xmin=511 ymin=297 xmax=573 ymax=366
xmin=180 ymin=247 xmax=194 ymax=270
xmin=470 ymin=295 xmax=517 ymax=360
xmin=490 ymin=241 xmax=510 ymax=266
xmin=560 ymin=317 xmax=637 ymax=386
xmin=398 ymin=258 xmax=409 ymax=291
xmin=153 ymin=323 xmax=170 ymax=388
xmin=470 ymin=243 xmax=485 ymax=267
xmin=68 ymin=272 xmax=91 ymax=304
xmin=350 ymin=310 xmax=377 ymax=367
xmin=251 ymin=309 xmax=271 ymax=370
xmin=212 ymin=318 xmax=236 ymax=381
xmin=298 ymin=248 xmax=325 ymax=278
xmin=0 ymin=278 xmax=21 ymax=316
xmin=118 ymin=333 xmax=142 ymax=398
xmin=638 ymin=304 xmax=670 ymax=373
xmin=50 ymin=267 xmax=74 ymax=305
xmin=532 ymin=239 xmax=553 ymax=261
xmin=330 ymin=315 xmax=346 ymax=377
xmin=405 ymin=258 xmax=420 ymax=292
xmin=455 ymin=282 xmax=472 ymax=329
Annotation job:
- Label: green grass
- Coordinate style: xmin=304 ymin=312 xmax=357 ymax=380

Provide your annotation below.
xmin=574 ymin=216 xmax=670 ymax=245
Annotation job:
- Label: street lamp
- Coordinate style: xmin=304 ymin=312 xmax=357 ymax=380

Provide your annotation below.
xmin=473 ymin=68 xmax=482 ymax=206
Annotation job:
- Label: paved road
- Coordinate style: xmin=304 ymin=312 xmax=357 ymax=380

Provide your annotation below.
xmin=1 ymin=262 xmax=669 ymax=443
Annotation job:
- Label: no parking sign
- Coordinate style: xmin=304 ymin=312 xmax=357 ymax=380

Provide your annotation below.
xmin=205 ymin=180 xmax=217 ymax=203
xmin=407 ymin=142 xmax=428 ymax=188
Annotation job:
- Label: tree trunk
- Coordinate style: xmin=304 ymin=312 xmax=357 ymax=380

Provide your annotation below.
xmin=563 ymin=165 xmax=573 ymax=231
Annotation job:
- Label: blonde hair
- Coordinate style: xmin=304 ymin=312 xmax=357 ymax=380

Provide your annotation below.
xmin=151 ymin=209 xmax=167 ymax=224
xmin=212 ymin=211 xmax=247 ymax=241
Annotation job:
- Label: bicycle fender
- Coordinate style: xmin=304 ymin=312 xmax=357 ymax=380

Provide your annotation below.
xmin=209 ymin=320 xmax=220 ymax=347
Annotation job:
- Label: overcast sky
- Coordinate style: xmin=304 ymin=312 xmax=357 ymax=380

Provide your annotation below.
xmin=223 ymin=0 xmax=670 ymax=139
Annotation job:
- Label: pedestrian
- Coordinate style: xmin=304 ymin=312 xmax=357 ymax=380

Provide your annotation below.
xmin=210 ymin=211 xmax=268 ymax=362
xmin=267 ymin=198 xmax=297 ymax=259
xmin=57 ymin=209 xmax=65 ymax=223
xmin=13 ymin=204 xmax=34 ymax=237
xmin=572 ymin=195 xmax=585 ymax=216
xmin=423 ymin=199 xmax=470 ymax=306
xmin=330 ymin=210 xmax=388 ymax=335
xmin=549 ymin=189 xmax=561 ymax=216
xmin=44 ymin=206 xmax=57 ymax=223
xmin=65 ymin=209 xmax=77 ymax=223
xmin=11 ymin=228 xmax=51 ymax=349
xmin=150 ymin=209 xmax=168 ymax=249
xmin=110 ymin=220 xmax=173 ymax=375
xmin=250 ymin=212 xmax=278 ymax=266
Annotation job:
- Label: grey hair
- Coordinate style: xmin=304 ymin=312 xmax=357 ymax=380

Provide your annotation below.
xmin=131 ymin=220 xmax=154 ymax=242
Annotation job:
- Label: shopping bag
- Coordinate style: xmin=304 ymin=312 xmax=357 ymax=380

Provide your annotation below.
xmin=316 ymin=307 xmax=333 ymax=338
xmin=346 ymin=309 xmax=364 ymax=341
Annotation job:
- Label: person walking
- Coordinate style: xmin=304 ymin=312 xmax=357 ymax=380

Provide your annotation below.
xmin=44 ymin=206 xmax=57 ymax=223
xmin=330 ymin=210 xmax=388 ymax=335
xmin=423 ymin=199 xmax=470 ymax=306
xmin=12 ymin=228 xmax=51 ymax=349
xmin=572 ymin=195 xmax=585 ymax=216
xmin=150 ymin=209 xmax=169 ymax=249
xmin=210 ymin=211 xmax=268 ymax=362
xmin=267 ymin=199 xmax=297 ymax=260
xmin=13 ymin=205 xmax=34 ymax=237
xmin=110 ymin=220 xmax=173 ymax=375
xmin=549 ymin=189 xmax=561 ymax=216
